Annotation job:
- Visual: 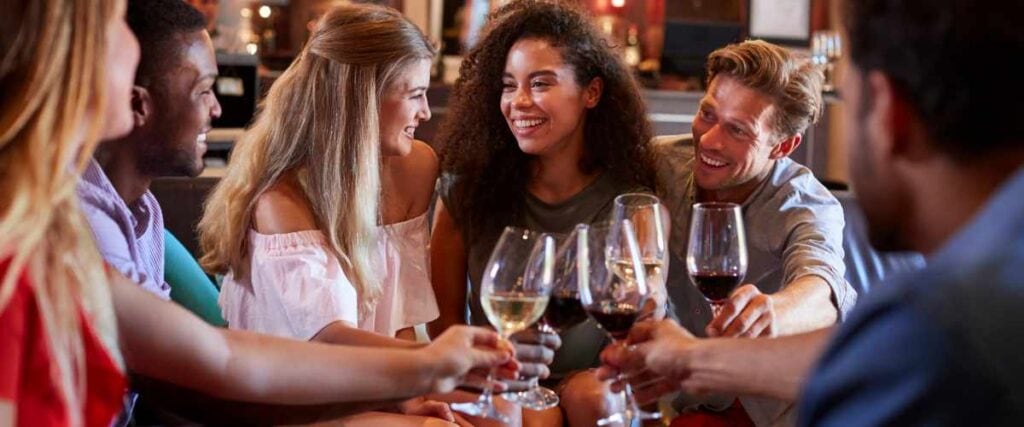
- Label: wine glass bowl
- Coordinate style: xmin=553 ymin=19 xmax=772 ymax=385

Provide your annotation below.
xmin=686 ymin=202 xmax=748 ymax=316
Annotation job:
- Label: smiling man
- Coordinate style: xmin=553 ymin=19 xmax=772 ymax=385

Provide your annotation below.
xmin=654 ymin=39 xmax=856 ymax=425
xmin=77 ymin=0 xmax=221 ymax=301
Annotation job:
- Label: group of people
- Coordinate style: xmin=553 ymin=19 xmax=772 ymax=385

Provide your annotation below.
xmin=1 ymin=0 xmax=1022 ymax=427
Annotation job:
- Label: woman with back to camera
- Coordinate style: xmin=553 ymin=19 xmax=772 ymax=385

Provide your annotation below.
xmin=0 ymin=1 xmax=514 ymax=425
xmin=430 ymin=1 xmax=664 ymax=425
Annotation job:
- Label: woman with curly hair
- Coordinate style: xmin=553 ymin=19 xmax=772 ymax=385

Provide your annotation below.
xmin=430 ymin=1 xmax=661 ymax=424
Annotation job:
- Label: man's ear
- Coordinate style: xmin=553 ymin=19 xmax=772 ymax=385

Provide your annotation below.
xmin=769 ymin=133 xmax=802 ymax=159
xmin=866 ymin=71 xmax=930 ymax=162
xmin=584 ymin=76 xmax=604 ymax=108
xmin=131 ymin=85 xmax=151 ymax=128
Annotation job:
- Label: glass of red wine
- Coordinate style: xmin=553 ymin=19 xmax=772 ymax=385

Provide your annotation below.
xmin=579 ymin=220 xmax=661 ymax=426
xmin=686 ymin=202 xmax=748 ymax=317
xmin=502 ymin=227 xmax=590 ymax=410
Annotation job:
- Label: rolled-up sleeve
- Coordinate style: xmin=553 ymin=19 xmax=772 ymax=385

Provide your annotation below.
xmin=779 ymin=190 xmax=858 ymax=320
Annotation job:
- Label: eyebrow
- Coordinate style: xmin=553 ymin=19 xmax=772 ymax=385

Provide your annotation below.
xmin=407 ymin=86 xmax=428 ymax=93
xmin=502 ymin=70 xmax=559 ymax=79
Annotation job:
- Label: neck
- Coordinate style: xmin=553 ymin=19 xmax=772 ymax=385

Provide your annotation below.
xmin=528 ymin=135 xmax=598 ymax=204
xmin=904 ymin=153 xmax=1024 ymax=254
xmin=94 ymin=139 xmax=152 ymax=206
xmin=696 ymin=160 xmax=775 ymax=204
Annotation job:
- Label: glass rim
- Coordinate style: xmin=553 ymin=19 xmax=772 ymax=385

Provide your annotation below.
xmin=614 ymin=192 xmax=661 ymax=206
xmin=692 ymin=202 xmax=742 ymax=211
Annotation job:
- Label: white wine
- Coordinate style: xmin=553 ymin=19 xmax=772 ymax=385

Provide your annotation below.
xmin=609 ymin=258 xmax=664 ymax=289
xmin=482 ymin=292 xmax=548 ymax=335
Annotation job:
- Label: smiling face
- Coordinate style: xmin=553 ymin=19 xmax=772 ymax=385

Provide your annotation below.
xmin=691 ymin=75 xmax=794 ymax=202
xmin=500 ymin=37 xmax=601 ymax=157
xmin=379 ymin=58 xmax=432 ymax=157
xmin=138 ymin=30 xmax=221 ymax=178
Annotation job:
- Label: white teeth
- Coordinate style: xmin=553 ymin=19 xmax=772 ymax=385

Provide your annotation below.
xmin=403 ymin=127 xmax=416 ymax=137
xmin=700 ymin=153 xmax=726 ymax=167
xmin=197 ymin=133 xmax=207 ymax=143
xmin=514 ymin=119 xmax=544 ymax=128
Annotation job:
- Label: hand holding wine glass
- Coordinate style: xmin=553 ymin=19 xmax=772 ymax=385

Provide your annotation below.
xmin=450 ymin=227 xmax=555 ymax=422
xmin=579 ymin=220 xmax=662 ymax=425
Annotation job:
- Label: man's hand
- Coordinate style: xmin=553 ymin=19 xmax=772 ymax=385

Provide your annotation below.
xmin=504 ymin=328 xmax=562 ymax=392
xmin=597 ymin=320 xmax=697 ymax=383
xmin=706 ymin=284 xmax=777 ymax=338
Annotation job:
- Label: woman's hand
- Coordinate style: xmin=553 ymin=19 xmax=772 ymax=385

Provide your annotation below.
xmin=421 ymin=325 xmax=518 ymax=394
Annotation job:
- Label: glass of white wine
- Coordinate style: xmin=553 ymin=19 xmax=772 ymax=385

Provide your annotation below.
xmin=450 ymin=226 xmax=555 ymax=422
xmin=610 ymin=193 xmax=668 ymax=319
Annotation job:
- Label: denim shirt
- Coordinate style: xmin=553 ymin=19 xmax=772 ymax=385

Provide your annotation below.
xmin=801 ymin=165 xmax=1024 ymax=426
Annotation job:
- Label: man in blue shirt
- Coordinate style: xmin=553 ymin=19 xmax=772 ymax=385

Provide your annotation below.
xmin=598 ymin=0 xmax=1024 ymax=424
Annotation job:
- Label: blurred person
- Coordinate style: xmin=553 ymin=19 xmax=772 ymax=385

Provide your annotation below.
xmin=0 ymin=1 xmax=516 ymax=426
xmin=601 ymin=0 xmax=1024 ymax=425
xmin=431 ymin=1 xmax=661 ymax=425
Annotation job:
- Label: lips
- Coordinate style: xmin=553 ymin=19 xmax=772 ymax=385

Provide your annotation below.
xmin=699 ymin=152 xmax=728 ymax=168
xmin=402 ymin=126 xmax=416 ymax=139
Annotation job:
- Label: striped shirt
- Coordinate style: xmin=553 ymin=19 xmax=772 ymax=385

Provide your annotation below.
xmin=78 ymin=159 xmax=170 ymax=300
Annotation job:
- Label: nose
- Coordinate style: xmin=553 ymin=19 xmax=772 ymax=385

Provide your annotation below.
xmin=419 ymin=97 xmax=431 ymax=122
xmin=210 ymin=92 xmax=223 ymax=119
xmin=699 ymin=123 xmax=726 ymax=151
xmin=512 ymin=85 xmax=533 ymax=109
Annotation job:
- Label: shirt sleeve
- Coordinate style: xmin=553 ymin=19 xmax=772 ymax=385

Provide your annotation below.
xmin=799 ymin=300 xmax=978 ymax=426
xmin=248 ymin=234 xmax=359 ymax=340
xmin=78 ymin=198 xmax=160 ymax=294
xmin=778 ymin=190 xmax=858 ymax=319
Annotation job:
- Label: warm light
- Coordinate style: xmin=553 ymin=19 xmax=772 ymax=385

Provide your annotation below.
xmin=611 ymin=0 xmax=625 ymax=7
xmin=258 ymin=5 xmax=272 ymax=18
xmin=245 ymin=43 xmax=259 ymax=55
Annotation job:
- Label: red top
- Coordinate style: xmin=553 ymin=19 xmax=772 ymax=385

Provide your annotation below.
xmin=0 ymin=259 xmax=126 ymax=426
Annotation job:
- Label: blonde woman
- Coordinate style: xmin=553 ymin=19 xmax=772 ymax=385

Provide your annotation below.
xmin=0 ymin=1 xmax=515 ymax=425
xmin=198 ymin=3 xmax=479 ymax=425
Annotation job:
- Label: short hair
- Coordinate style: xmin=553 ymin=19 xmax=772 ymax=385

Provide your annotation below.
xmin=706 ymin=40 xmax=824 ymax=139
xmin=844 ymin=0 xmax=1024 ymax=160
xmin=127 ymin=0 xmax=207 ymax=87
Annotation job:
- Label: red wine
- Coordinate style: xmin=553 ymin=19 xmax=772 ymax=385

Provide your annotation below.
xmin=542 ymin=294 xmax=588 ymax=332
xmin=586 ymin=302 xmax=639 ymax=340
xmin=692 ymin=272 xmax=742 ymax=302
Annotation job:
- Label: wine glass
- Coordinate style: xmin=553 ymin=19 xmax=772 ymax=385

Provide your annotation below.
xmin=611 ymin=193 xmax=668 ymax=319
xmin=450 ymin=226 xmax=555 ymax=422
xmin=579 ymin=220 xmax=661 ymax=426
xmin=501 ymin=228 xmax=589 ymax=410
xmin=686 ymin=202 xmax=748 ymax=317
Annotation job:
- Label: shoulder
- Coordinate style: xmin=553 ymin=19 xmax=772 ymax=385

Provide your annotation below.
xmin=253 ymin=179 xmax=318 ymax=234
xmin=760 ymin=159 xmax=842 ymax=221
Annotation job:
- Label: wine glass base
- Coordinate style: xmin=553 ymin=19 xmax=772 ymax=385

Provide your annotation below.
xmin=596 ymin=407 xmax=661 ymax=426
xmin=450 ymin=401 xmax=511 ymax=424
xmin=501 ymin=386 xmax=560 ymax=411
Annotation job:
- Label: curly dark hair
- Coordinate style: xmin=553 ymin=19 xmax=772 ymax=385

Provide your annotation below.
xmin=438 ymin=0 xmax=657 ymax=241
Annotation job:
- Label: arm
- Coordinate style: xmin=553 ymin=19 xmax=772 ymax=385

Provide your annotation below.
xmin=428 ymin=200 xmax=468 ymax=338
xmin=709 ymin=199 xmax=850 ymax=337
xmin=599 ymin=320 xmax=834 ymax=401
xmin=112 ymin=272 xmax=513 ymax=404
xmin=312 ymin=321 xmax=422 ymax=348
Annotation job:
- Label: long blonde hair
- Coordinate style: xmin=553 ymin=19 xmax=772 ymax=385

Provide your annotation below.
xmin=0 ymin=0 xmax=122 ymax=424
xmin=199 ymin=4 xmax=436 ymax=317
